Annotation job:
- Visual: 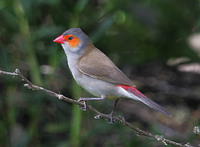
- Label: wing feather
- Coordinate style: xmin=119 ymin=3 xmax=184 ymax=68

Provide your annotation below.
xmin=78 ymin=47 xmax=135 ymax=86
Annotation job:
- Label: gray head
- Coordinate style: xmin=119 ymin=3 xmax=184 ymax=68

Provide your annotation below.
xmin=60 ymin=28 xmax=90 ymax=54
xmin=62 ymin=28 xmax=89 ymax=41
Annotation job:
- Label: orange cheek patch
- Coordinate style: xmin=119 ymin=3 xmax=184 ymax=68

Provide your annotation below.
xmin=69 ymin=38 xmax=81 ymax=48
xmin=63 ymin=35 xmax=81 ymax=48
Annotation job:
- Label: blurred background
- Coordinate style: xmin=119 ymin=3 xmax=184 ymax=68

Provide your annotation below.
xmin=0 ymin=0 xmax=200 ymax=146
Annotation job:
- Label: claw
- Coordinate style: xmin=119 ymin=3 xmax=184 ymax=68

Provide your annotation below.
xmin=107 ymin=99 xmax=119 ymax=124
xmin=107 ymin=112 xmax=115 ymax=124
xmin=78 ymin=98 xmax=87 ymax=111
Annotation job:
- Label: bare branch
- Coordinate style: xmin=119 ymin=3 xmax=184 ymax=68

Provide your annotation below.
xmin=0 ymin=69 xmax=194 ymax=147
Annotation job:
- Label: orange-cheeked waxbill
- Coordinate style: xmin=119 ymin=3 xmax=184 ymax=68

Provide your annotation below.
xmin=53 ymin=28 xmax=171 ymax=117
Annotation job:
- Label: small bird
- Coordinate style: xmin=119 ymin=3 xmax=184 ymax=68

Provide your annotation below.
xmin=54 ymin=28 xmax=171 ymax=119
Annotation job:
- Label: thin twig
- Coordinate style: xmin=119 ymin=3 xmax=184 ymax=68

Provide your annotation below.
xmin=0 ymin=69 xmax=194 ymax=147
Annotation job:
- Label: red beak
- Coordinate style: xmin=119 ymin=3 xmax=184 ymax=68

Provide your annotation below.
xmin=53 ymin=35 xmax=65 ymax=44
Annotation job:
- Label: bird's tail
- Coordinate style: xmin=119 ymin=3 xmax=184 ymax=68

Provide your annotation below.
xmin=118 ymin=85 xmax=171 ymax=117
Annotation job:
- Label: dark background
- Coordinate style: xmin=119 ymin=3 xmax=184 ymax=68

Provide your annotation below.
xmin=0 ymin=0 xmax=200 ymax=146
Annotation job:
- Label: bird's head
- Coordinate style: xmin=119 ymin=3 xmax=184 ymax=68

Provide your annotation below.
xmin=54 ymin=28 xmax=90 ymax=54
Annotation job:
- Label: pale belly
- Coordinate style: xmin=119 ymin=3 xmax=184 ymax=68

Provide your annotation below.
xmin=75 ymin=73 xmax=120 ymax=97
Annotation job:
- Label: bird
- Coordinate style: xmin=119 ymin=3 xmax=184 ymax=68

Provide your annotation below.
xmin=53 ymin=28 xmax=171 ymax=121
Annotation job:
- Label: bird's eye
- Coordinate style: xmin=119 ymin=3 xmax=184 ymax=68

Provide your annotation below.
xmin=68 ymin=36 xmax=73 ymax=40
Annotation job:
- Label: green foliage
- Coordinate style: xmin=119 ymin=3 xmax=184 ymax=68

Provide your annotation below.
xmin=0 ymin=0 xmax=199 ymax=146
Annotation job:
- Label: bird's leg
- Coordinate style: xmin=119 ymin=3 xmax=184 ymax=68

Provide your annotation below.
xmin=108 ymin=99 xmax=119 ymax=124
xmin=79 ymin=97 xmax=106 ymax=101
xmin=78 ymin=96 xmax=106 ymax=111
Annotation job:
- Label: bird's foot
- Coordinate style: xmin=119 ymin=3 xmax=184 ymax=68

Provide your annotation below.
xmin=107 ymin=111 xmax=115 ymax=124
xmin=77 ymin=97 xmax=105 ymax=111
xmin=106 ymin=99 xmax=119 ymax=124
xmin=78 ymin=98 xmax=87 ymax=111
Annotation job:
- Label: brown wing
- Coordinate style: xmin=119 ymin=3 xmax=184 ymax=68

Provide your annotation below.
xmin=78 ymin=47 xmax=135 ymax=87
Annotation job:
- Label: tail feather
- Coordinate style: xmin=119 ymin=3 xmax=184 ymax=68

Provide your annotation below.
xmin=118 ymin=85 xmax=171 ymax=117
